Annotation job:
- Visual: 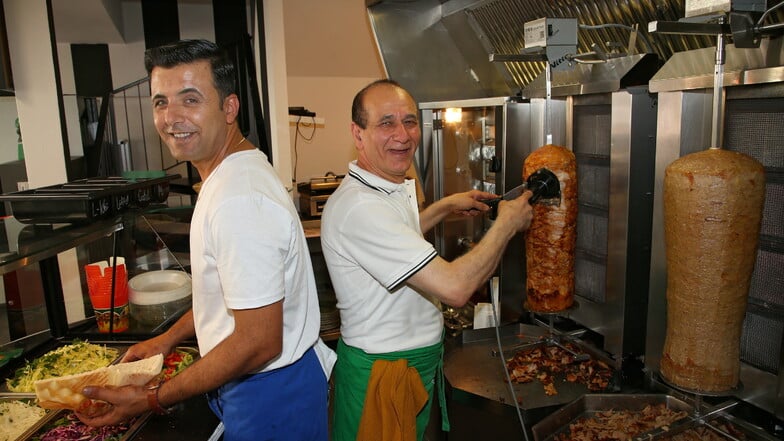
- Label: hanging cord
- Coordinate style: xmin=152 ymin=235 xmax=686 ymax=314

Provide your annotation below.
xmin=579 ymin=23 xmax=654 ymax=54
xmin=293 ymin=116 xmax=317 ymax=183
xmin=489 ymin=284 xmax=530 ymax=441
xmin=757 ymin=0 xmax=784 ymax=26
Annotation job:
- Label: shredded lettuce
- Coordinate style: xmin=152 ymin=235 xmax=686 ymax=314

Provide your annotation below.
xmin=0 ymin=400 xmax=47 ymax=441
xmin=6 ymin=340 xmax=118 ymax=393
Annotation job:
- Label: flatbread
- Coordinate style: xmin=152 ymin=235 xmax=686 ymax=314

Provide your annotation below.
xmin=34 ymin=354 xmax=163 ymax=414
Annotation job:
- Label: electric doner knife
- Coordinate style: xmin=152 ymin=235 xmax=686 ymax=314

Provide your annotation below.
xmin=483 ymin=168 xmax=561 ymax=218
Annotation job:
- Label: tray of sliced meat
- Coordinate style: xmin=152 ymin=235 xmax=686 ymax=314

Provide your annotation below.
xmin=532 ymin=394 xmax=693 ymax=441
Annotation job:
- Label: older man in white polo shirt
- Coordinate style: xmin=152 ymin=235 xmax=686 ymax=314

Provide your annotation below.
xmin=321 ymin=79 xmax=533 ymax=441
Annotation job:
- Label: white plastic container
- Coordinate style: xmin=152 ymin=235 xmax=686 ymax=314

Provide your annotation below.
xmin=128 ymin=270 xmax=191 ymax=325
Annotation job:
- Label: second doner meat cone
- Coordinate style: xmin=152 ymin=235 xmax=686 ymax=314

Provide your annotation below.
xmin=661 ymin=148 xmax=765 ymax=392
xmin=524 ymin=144 xmax=577 ymax=313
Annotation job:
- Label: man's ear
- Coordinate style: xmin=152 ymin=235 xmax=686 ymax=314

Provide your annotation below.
xmin=224 ymin=94 xmax=240 ymax=123
xmin=351 ymin=122 xmax=364 ymax=148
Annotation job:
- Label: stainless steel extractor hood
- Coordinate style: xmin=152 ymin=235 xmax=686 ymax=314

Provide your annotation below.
xmin=366 ymin=0 xmax=720 ymax=103
xmin=521 ymin=53 xmax=661 ymax=98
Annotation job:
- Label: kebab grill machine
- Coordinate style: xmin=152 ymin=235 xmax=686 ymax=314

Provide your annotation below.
xmin=423 ymin=7 xmax=784 ymax=439
xmin=640 ymin=0 xmax=784 ymax=437
xmin=418 ymin=15 xmax=671 ymax=440
xmin=525 ymin=3 xmax=784 ymax=439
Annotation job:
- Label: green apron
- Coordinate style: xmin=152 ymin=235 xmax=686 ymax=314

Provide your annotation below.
xmin=331 ymin=337 xmax=450 ymax=441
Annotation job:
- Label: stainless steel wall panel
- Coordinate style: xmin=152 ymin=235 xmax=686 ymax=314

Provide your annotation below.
xmin=499 ymin=102 xmax=533 ymax=316
xmin=529 ymin=98 xmax=568 ymax=148
xmin=645 ymin=90 xmax=713 ymax=376
xmin=566 ymin=88 xmax=658 ymax=363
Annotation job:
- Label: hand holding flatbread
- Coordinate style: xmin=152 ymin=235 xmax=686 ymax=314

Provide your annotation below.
xmin=34 ymin=353 xmax=163 ymax=416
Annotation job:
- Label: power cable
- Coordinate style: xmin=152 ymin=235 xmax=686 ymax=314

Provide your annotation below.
xmin=293 ymin=116 xmax=317 ymax=183
xmin=757 ymin=0 xmax=784 ymax=26
xmin=579 ymin=23 xmax=654 ymax=54
xmin=489 ymin=283 xmax=530 ymax=441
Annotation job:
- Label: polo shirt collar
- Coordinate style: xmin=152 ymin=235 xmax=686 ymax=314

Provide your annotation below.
xmin=348 ymin=161 xmax=408 ymax=195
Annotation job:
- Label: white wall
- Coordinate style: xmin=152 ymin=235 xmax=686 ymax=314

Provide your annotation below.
xmin=0 ymin=0 xmax=385 ymax=191
xmin=282 ymin=0 xmax=385 ymax=184
xmin=4 ymin=0 xmax=68 ymax=188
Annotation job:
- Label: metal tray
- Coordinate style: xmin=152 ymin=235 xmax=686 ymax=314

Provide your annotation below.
xmin=445 ymin=324 xmax=620 ymax=413
xmin=0 ymin=394 xmax=51 ymax=441
xmin=18 ymin=408 xmax=150 ymax=441
xmin=532 ymin=394 xmax=693 ymax=441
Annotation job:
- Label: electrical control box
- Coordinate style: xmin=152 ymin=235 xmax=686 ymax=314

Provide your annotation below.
xmin=685 ymin=0 xmax=766 ymax=17
xmin=524 ymin=18 xmax=578 ymax=49
xmin=523 ymin=18 xmax=578 ymax=71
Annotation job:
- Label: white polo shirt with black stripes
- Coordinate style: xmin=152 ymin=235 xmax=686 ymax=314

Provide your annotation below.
xmin=320 ymin=161 xmax=443 ymax=354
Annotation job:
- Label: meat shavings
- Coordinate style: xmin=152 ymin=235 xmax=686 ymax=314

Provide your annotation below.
xmin=505 ymin=342 xmax=613 ymax=395
xmin=552 ymin=403 xmax=688 ymax=441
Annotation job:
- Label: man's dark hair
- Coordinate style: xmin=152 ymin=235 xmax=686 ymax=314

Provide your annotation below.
xmin=144 ymin=39 xmax=236 ymax=102
xmin=351 ymin=79 xmax=408 ymax=129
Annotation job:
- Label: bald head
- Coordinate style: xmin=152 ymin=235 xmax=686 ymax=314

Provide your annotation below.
xmin=351 ymin=79 xmax=415 ymax=129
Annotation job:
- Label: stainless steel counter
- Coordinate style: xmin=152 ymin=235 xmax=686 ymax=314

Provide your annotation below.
xmin=131 ymin=395 xmax=222 ymax=441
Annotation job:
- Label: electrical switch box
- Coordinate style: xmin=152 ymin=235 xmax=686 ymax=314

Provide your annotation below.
xmin=524 ymin=18 xmax=578 ymax=49
xmin=685 ymin=0 xmax=766 ymax=17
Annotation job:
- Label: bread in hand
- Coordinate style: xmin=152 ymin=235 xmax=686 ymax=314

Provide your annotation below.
xmin=34 ymin=353 xmax=163 ymax=414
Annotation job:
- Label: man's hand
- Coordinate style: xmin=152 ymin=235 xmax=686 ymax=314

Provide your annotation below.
xmin=446 ymin=189 xmax=498 ymax=216
xmin=496 ymin=190 xmax=534 ymax=232
xmin=75 ymin=384 xmax=149 ymax=427
xmin=120 ymin=335 xmax=174 ymax=363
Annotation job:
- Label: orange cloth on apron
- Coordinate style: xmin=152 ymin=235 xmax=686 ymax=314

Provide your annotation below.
xmin=356 ymin=359 xmax=429 ymax=441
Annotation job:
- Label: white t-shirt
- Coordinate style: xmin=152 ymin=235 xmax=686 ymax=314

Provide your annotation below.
xmin=320 ymin=161 xmax=443 ymax=353
xmin=190 ymin=149 xmax=328 ymax=373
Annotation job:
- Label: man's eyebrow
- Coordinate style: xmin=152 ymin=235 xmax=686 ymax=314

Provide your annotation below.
xmin=178 ymin=87 xmax=204 ymax=97
xmin=378 ymin=113 xmax=417 ymax=122
xmin=151 ymin=88 xmax=205 ymax=102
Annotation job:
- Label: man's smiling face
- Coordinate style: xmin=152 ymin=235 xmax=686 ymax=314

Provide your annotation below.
xmin=150 ymin=60 xmax=229 ymax=166
xmin=353 ymin=83 xmax=420 ymax=184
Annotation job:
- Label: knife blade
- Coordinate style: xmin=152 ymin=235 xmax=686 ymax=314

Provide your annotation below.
xmin=484 ymin=183 xmax=527 ymax=207
xmin=479 ymin=184 xmax=528 ymax=219
xmin=500 ymin=183 xmax=527 ymax=201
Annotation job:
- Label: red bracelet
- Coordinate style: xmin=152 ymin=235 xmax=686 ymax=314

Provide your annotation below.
xmin=146 ymin=381 xmax=171 ymax=415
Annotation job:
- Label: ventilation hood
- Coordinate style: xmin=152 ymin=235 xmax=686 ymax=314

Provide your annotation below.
xmin=521 ymin=53 xmax=661 ymax=98
xmin=366 ymin=0 xmax=718 ymax=103
xmin=649 ymin=37 xmax=784 ymax=93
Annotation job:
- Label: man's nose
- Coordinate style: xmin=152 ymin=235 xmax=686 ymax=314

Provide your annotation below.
xmin=392 ymin=122 xmax=412 ymax=142
xmin=162 ymin=104 xmax=184 ymax=125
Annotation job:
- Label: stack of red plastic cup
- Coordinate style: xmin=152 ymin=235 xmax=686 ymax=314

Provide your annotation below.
xmin=84 ymin=257 xmax=129 ymax=333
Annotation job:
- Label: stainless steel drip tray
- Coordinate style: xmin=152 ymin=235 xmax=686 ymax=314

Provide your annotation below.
xmin=531 ymin=394 xmax=692 ymax=441
xmin=444 ymin=323 xmax=618 ymax=412
xmin=532 ymin=393 xmax=780 ymax=441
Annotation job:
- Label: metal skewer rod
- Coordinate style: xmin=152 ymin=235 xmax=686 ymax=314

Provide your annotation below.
xmin=545 ymin=61 xmax=553 ymax=145
xmin=710 ymin=16 xmax=726 ymax=150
